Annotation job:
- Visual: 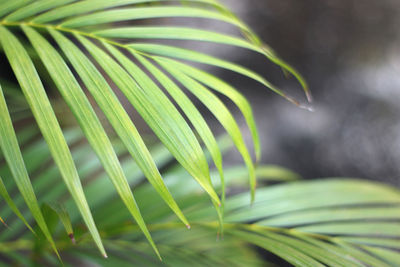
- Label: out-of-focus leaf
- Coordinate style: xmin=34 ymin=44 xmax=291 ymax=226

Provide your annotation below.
xmin=46 ymin=202 xmax=75 ymax=243
xmin=0 ymin=175 xmax=34 ymax=233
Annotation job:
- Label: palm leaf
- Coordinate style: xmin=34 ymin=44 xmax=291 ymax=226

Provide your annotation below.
xmin=0 ymin=31 xmax=60 ymax=259
xmin=0 ymin=0 xmax=310 ymax=261
xmin=23 ymin=25 xmax=160 ymax=258
xmin=134 ymin=54 xmax=226 ymax=231
xmin=49 ymin=29 xmax=189 ymax=228
xmin=219 ymin=179 xmax=400 ymax=267
xmin=157 ymin=58 xmax=256 ymax=201
xmin=0 ymin=117 xmax=398 ymax=265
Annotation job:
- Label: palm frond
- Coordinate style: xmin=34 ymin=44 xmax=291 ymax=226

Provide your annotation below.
xmin=1 ymin=120 xmax=398 ymax=266
xmin=0 ymin=0 xmax=309 ymax=261
xmin=100 ymin=173 xmax=400 ymax=267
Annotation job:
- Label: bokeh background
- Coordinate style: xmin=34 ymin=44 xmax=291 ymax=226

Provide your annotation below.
xmin=185 ymin=0 xmax=400 ymax=187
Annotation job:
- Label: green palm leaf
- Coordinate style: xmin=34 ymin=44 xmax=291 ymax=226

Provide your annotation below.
xmin=134 ymin=54 xmax=226 ymax=231
xmin=0 ymin=28 xmax=61 ymax=259
xmin=0 ymin=175 xmax=33 ymax=234
xmin=84 ymin=38 xmax=220 ymax=205
xmin=49 ymin=29 xmax=189 ymax=229
xmin=4 ymin=0 xmax=75 ymax=21
xmin=157 ymin=60 xmax=256 ymax=202
xmin=95 ymin=26 xmax=310 ymax=103
xmin=0 ymin=0 xmax=33 ymax=18
xmin=0 ymin=0 xmax=313 ymax=261
xmin=23 ymin=25 xmax=161 ymax=258
xmin=0 ymin=116 xmax=398 ymax=266
xmin=60 ymin=6 xmax=248 ymax=28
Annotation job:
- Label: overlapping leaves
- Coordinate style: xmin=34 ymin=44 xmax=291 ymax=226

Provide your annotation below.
xmin=0 ymin=122 xmax=398 ymax=266
xmin=0 ymin=0 xmax=311 ymax=260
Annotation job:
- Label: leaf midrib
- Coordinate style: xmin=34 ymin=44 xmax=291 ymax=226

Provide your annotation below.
xmin=0 ymin=20 xmax=149 ymax=59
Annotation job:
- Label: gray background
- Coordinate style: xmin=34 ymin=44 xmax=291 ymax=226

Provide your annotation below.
xmin=184 ymin=0 xmax=400 ymax=186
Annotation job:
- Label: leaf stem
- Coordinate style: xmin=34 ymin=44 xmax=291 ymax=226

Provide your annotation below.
xmin=0 ymin=20 xmax=151 ymax=59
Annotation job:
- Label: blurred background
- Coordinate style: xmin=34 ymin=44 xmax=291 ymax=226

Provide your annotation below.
xmin=184 ymin=0 xmax=400 ymax=187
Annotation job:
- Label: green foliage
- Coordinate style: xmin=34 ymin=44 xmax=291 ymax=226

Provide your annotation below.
xmin=1 ymin=122 xmax=399 ymax=266
xmin=0 ymin=0 xmax=397 ymax=266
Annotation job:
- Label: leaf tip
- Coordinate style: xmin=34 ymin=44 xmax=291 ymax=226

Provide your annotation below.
xmin=284 ymin=94 xmax=314 ymax=112
xmin=68 ymin=233 xmax=76 ymax=244
xmin=156 ymin=252 xmax=163 ymax=262
xmin=250 ymin=192 xmax=255 ymax=205
xmin=186 ymin=224 xmax=191 ymax=229
xmin=216 ymin=231 xmax=224 ymax=241
xmin=299 ymin=104 xmax=315 ymax=112
xmin=0 ymin=217 xmax=8 ymax=228
xmin=305 ymin=89 xmax=313 ymax=103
